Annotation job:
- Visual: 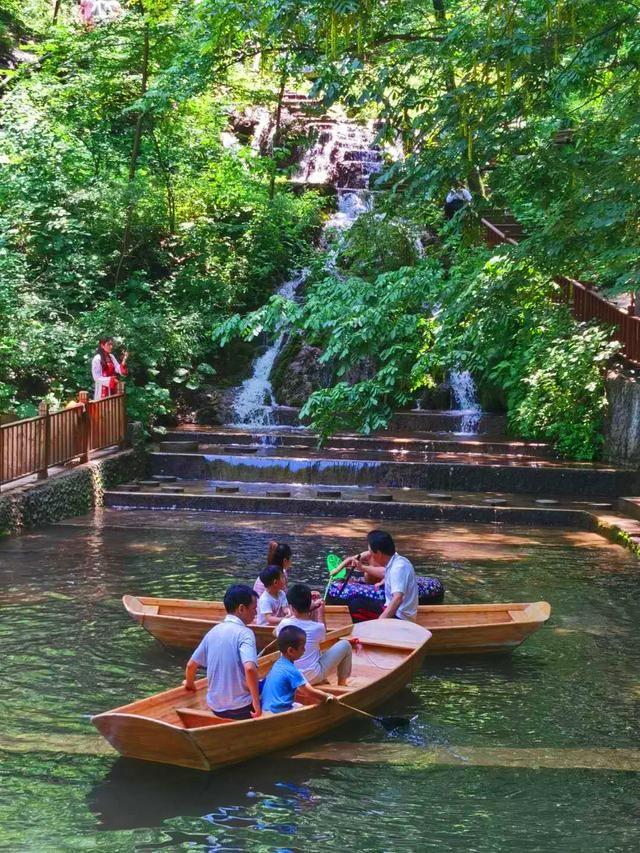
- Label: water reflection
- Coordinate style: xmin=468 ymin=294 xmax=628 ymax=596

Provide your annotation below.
xmin=89 ymin=756 xmax=319 ymax=831
xmin=1 ymin=512 xmax=640 ymax=850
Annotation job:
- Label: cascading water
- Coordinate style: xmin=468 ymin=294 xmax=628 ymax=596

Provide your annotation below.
xmin=229 ymin=102 xmax=381 ymax=427
xmin=293 ymin=113 xmax=382 ymax=190
xmin=231 ymin=271 xmax=308 ymax=426
xmin=449 ymin=370 xmax=482 ymax=434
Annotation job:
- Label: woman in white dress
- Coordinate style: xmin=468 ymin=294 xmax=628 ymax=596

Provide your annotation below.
xmin=91 ymin=337 xmax=128 ymax=400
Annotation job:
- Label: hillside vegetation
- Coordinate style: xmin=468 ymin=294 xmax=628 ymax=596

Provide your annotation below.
xmin=1 ymin=1 xmax=638 ymax=458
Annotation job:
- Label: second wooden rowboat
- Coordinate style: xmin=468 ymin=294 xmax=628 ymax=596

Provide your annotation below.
xmin=92 ymin=619 xmax=431 ymax=771
xmin=123 ymin=594 xmax=550 ymax=656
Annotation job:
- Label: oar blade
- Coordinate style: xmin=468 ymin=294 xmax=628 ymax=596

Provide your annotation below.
xmin=377 ymin=715 xmax=413 ymax=732
xmin=326 ymin=553 xmax=347 ymax=580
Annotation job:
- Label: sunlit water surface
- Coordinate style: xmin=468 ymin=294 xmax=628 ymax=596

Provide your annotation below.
xmin=0 ymin=509 xmax=639 ymax=852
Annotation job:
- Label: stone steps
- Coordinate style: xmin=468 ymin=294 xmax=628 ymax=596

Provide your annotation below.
xmin=103 ymin=486 xmax=598 ymax=526
xmin=253 ymin=405 xmax=508 ymax=434
xmin=159 ymin=428 xmax=555 ymax=459
xmin=106 ymin=478 xmax=615 ymax=509
xmin=147 ymin=449 xmax=640 ymax=497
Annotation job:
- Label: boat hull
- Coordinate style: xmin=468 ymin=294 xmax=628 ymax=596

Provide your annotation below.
xmin=123 ymin=596 xmax=550 ymax=656
xmin=93 ymin=621 xmax=431 ymax=771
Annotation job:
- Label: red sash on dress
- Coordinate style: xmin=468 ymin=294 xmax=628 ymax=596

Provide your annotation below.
xmin=101 ymin=357 xmax=127 ymax=398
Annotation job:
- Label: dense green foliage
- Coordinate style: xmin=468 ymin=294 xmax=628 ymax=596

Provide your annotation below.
xmin=0 ymin=3 xmax=323 ymax=421
xmin=1 ymin=0 xmax=638 ymax=457
xmin=301 ymin=0 xmax=640 ymax=294
xmin=212 ymin=0 xmax=638 ymax=457
xmin=425 ymin=247 xmax=619 ymax=458
xmin=217 ymin=212 xmax=617 ymax=458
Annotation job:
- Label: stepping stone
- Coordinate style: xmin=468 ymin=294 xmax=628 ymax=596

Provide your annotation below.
xmin=535 ymin=499 xmax=559 ymax=506
xmin=483 ymin=498 xmax=508 ymax=506
xmin=316 ymin=490 xmax=342 ymax=498
xmin=427 ymin=493 xmax=452 ymax=500
xmin=216 ymin=485 xmax=240 ymax=494
xmin=137 ymin=480 xmax=160 ymax=488
xmin=152 ymin=475 xmax=177 ymax=482
xmin=369 ymin=493 xmax=394 ymax=502
xmin=120 ymin=484 xmax=140 ymax=492
xmin=160 ymin=486 xmax=184 ymax=493
xmin=266 ymin=490 xmax=291 ymax=498
xmin=159 ymin=441 xmax=198 ymax=453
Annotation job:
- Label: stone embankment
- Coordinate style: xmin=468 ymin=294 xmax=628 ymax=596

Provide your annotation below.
xmin=0 ymin=423 xmax=147 ymax=536
xmin=603 ymin=368 xmax=640 ymax=467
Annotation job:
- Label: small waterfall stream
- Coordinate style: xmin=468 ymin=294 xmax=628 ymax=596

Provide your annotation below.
xmin=230 ymin=105 xmax=381 ymax=427
xmin=449 ymin=370 xmax=482 ymax=434
xmin=231 ymin=271 xmax=308 ymax=426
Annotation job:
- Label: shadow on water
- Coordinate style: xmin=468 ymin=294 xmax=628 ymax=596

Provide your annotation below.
xmin=88 ymin=754 xmax=322 ymax=831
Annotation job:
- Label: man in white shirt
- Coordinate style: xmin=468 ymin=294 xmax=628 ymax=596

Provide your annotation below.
xmin=345 ymin=529 xmax=419 ymax=621
xmin=183 ymin=584 xmax=261 ymax=719
xmin=444 ymin=182 xmax=472 ymax=220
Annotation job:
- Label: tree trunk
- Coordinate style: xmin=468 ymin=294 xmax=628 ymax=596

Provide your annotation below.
xmin=268 ymin=61 xmax=288 ymax=201
xmin=151 ymin=129 xmax=176 ymax=234
xmin=432 ymin=1 xmax=456 ymax=93
xmin=114 ymin=21 xmax=150 ymax=286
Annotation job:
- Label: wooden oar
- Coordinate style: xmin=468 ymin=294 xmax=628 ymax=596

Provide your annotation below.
xmin=258 ymin=638 xmax=278 ymax=658
xmin=334 ymin=698 xmax=413 ymax=732
xmin=259 ymin=625 xmax=353 ymax=659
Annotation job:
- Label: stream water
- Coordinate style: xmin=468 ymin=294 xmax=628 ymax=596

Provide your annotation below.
xmin=0 ymin=510 xmax=639 ymax=851
xmin=230 ymin=272 xmax=308 ymax=427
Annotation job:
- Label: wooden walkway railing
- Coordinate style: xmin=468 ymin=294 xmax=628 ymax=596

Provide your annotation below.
xmin=0 ymin=389 xmax=127 ymax=489
xmin=481 ymin=217 xmax=640 ymax=365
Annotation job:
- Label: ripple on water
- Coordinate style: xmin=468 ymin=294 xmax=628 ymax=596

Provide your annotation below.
xmin=0 ymin=515 xmax=640 ymax=850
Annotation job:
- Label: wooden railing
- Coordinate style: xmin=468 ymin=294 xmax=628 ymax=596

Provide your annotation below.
xmin=481 ymin=217 xmax=640 ymax=366
xmin=85 ymin=391 xmax=127 ymax=452
xmin=0 ymin=390 xmax=126 ymax=489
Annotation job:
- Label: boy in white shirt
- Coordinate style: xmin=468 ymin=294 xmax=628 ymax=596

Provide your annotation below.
xmin=276 ymin=584 xmax=354 ymax=685
xmin=256 ymin=565 xmax=291 ymax=626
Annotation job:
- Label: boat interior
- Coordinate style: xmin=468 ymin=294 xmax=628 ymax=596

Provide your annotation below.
xmin=100 ymin=622 xmax=428 ymax=731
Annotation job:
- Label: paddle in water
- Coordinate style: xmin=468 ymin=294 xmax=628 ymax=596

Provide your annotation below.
xmin=334 ymin=697 xmax=414 ymax=732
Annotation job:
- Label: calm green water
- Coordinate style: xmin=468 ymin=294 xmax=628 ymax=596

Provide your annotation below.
xmin=0 ymin=509 xmax=639 ymax=852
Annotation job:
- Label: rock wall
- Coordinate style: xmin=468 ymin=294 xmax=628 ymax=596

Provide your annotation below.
xmin=0 ymin=423 xmax=148 ymax=536
xmin=271 ymin=340 xmax=331 ymax=408
xmin=603 ymin=369 xmax=640 ymax=467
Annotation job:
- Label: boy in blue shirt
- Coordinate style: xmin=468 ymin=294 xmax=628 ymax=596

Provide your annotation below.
xmin=261 ymin=625 xmax=335 ymax=713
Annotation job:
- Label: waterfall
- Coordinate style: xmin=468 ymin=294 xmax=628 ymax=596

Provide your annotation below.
xmin=293 ymin=114 xmax=382 ymax=190
xmin=230 ymin=272 xmax=308 ymax=426
xmin=449 ymin=370 xmax=482 ymax=434
xmin=229 ymin=104 xmax=381 ymax=427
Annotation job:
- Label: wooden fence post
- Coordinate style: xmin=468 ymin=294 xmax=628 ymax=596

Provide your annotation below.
xmin=117 ymin=383 xmax=127 ymax=448
xmin=37 ymin=401 xmax=50 ymax=480
xmin=77 ymin=391 xmax=90 ymax=463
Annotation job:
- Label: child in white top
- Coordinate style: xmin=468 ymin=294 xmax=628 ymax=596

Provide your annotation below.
xmin=276 ymin=583 xmax=354 ymax=686
xmin=256 ymin=565 xmax=291 ymax=627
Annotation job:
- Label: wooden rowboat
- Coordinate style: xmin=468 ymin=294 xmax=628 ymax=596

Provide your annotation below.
xmin=123 ymin=594 xmax=550 ymax=656
xmin=92 ymin=619 xmax=431 ymax=771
